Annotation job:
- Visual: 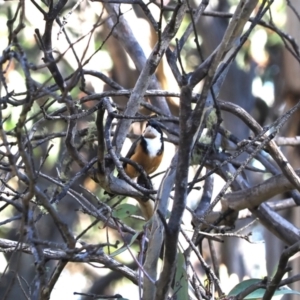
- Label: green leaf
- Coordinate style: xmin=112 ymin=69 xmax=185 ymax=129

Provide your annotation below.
xmin=110 ymin=231 xmax=140 ymax=258
xmin=173 ymin=250 xmax=189 ymax=299
xmin=112 ymin=203 xmax=138 ymax=220
xmin=228 ymin=279 xmax=300 ymax=299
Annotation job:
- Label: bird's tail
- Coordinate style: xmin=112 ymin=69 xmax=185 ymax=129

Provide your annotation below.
xmin=135 ymin=175 xmax=155 ymax=220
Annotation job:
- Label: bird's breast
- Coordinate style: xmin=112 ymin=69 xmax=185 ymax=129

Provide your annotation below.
xmin=125 ymin=141 xmax=163 ymax=178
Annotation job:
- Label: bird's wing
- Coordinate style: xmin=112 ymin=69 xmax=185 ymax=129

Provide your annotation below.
xmin=124 ymin=137 xmax=141 ymax=158
xmin=122 ymin=136 xmax=142 ymax=168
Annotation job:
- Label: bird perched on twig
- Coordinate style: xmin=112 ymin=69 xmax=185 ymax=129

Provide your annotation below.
xmin=120 ymin=119 xmax=164 ymax=219
xmin=123 ymin=119 xmax=164 ymax=178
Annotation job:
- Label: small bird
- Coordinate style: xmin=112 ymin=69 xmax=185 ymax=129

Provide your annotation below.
xmin=121 ymin=119 xmax=164 ymax=219
xmin=123 ymin=119 xmax=164 ymax=179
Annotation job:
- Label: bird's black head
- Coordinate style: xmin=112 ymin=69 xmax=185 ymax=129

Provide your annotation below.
xmin=146 ymin=119 xmax=163 ymax=135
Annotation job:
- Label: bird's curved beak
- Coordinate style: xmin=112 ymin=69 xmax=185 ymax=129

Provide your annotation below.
xmin=143 ymin=126 xmax=159 ymax=139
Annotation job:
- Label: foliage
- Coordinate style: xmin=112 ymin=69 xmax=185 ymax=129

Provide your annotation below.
xmin=1 ymin=0 xmax=300 ymax=300
xmin=228 ymin=279 xmax=300 ymax=299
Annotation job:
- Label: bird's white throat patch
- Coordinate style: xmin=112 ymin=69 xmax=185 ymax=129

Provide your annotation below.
xmin=144 ymin=136 xmax=162 ymax=157
xmin=143 ymin=125 xmax=162 ymax=157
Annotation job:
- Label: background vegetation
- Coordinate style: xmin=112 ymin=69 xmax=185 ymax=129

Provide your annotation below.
xmin=1 ymin=0 xmax=300 ymax=299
